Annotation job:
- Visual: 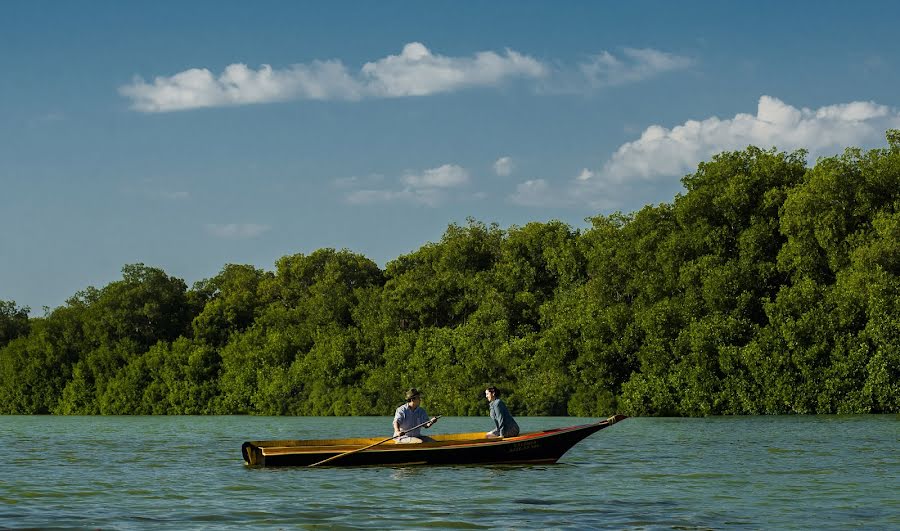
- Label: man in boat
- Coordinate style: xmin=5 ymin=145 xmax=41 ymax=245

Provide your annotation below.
xmin=485 ymin=386 xmax=520 ymax=438
xmin=393 ymin=388 xmax=439 ymax=443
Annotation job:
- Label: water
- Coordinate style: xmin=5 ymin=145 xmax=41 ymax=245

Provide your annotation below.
xmin=0 ymin=415 xmax=896 ymax=529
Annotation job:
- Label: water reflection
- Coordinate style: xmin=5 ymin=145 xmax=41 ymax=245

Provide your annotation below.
xmin=389 ymin=466 xmax=428 ymax=481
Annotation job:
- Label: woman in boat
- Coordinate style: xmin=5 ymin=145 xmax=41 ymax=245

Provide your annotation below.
xmin=485 ymin=386 xmax=520 ymax=438
xmin=393 ymin=388 xmax=439 ymax=443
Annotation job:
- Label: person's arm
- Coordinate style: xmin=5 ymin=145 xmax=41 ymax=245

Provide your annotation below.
xmin=496 ymin=400 xmax=519 ymax=436
xmin=393 ymin=408 xmax=405 ymax=436
xmin=419 ymin=408 xmax=436 ymax=429
xmin=490 ymin=401 xmax=504 ymax=433
xmin=495 ymin=405 xmax=507 ymax=436
xmin=425 ymin=416 xmax=438 ymax=428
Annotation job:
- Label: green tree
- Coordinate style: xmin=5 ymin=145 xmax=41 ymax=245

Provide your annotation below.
xmin=382 ymin=219 xmax=502 ymax=330
xmin=0 ymin=300 xmax=30 ymax=348
xmin=0 ymin=305 xmax=87 ymax=413
xmin=191 ymin=264 xmax=272 ymax=346
xmin=82 ymin=264 xmax=193 ymax=351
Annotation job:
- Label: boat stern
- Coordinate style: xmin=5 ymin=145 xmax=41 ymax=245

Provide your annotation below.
xmin=242 ymin=442 xmax=263 ymax=466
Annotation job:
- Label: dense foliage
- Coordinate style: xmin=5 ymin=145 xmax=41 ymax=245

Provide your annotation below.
xmin=2 ymin=133 xmax=899 ymax=416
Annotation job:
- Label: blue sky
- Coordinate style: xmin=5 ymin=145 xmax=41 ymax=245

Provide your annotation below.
xmin=3 ymin=1 xmax=900 ymax=312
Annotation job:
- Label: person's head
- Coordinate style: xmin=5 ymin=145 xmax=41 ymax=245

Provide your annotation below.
xmin=485 ymin=386 xmax=500 ymax=402
xmin=405 ymin=388 xmax=423 ymax=408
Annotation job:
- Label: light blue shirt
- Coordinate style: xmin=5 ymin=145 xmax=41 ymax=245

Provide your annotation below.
xmin=394 ymin=403 xmax=429 ymax=437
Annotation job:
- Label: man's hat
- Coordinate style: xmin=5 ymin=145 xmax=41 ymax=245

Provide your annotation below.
xmin=405 ymin=388 xmax=423 ymax=400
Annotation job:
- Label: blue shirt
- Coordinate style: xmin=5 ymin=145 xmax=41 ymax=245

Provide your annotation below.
xmin=394 ymin=403 xmax=429 ymax=437
xmin=489 ymin=399 xmax=519 ymax=437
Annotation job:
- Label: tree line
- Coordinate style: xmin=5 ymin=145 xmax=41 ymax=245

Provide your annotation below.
xmin=2 ymin=132 xmax=898 ymax=416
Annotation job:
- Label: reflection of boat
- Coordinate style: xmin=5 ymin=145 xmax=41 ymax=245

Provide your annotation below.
xmin=242 ymin=415 xmax=627 ymax=467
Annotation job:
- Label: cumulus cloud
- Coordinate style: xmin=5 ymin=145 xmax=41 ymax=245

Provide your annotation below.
xmin=205 ymin=223 xmax=271 ymax=239
xmin=120 ymin=61 xmax=361 ymax=112
xmin=597 ymin=95 xmax=900 ymax=183
xmin=493 ymin=156 xmax=513 ymax=176
xmin=120 ymin=42 xmax=546 ymax=112
xmin=361 ymin=42 xmax=546 ymax=97
xmin=121 ymin=43 xmax=692 ymax=112
xmin=511 ymin=96 xmax=900 ymax=211
xmin=342 ymin=163 xmax=469 ymax=207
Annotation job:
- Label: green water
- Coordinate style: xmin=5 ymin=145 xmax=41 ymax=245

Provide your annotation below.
xmin=0 ymin=415 xmax=896 ymax=529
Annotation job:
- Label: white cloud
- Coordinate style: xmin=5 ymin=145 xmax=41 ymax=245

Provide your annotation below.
xmin=402 ymin=164 xmax=469 ymax=188
xmin=509 ymin=177 xmax=619 ymax=210
xmin=205 ymin=223 xmax=271 ymax=239
xmin=494 ymin=156 xmax=513 ymax=176
xmin=342 ymin=163 xmax=469 ymax=207
xmin=120 ymin=42 xmax=546 ymax=112
xmin=576 ymin=168 xmax=595 ymax=181
xmin=596 ymin=95 xmax=900 ymax=183
xmin=361 ymin=42 xmax=546 ymax=97
xmin=120 ymin=61 xmax=361 ymax=112
xmin=121 ymin=43 xmax=692 ymax=112
xmin=538 ymin=47 xmax=693 ymax=94
xmin=579 ymin=47 xmax=693 ymax=88
xmin=511 ymin=95 xmax=900 ymax=211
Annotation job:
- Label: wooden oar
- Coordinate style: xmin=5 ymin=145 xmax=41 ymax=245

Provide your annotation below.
xmin=308 ymin=416 xmax=442 ymax=467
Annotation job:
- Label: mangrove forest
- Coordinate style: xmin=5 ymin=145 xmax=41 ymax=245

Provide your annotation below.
xmin=2 ymin=132 xmax=899 ymax=416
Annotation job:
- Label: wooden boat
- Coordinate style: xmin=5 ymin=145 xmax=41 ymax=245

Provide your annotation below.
xmin=242 ymin=414 xmax=627 ymax=467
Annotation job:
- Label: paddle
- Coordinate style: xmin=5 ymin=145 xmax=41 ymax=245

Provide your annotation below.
xmin=307 ymin=415 xmax=442 ymax=467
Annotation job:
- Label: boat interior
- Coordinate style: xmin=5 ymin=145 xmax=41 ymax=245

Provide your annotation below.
xmin=247 ymin=428 xmax=563 ymax=455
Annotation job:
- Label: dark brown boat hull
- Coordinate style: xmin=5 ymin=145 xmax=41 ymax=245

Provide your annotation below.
xmin=242 ymin=415 xmax=626 ymax=467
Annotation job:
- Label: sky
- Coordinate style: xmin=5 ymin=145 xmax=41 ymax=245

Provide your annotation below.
xmin=2 ymin=1 xmax=900 ymax=313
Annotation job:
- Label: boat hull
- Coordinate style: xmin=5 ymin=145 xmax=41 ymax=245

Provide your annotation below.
xmin=242 ymin=415 xmax=626 ymax=467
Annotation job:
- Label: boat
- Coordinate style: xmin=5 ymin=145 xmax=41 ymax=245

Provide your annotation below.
xmin=242 ymin=414 xmax=627 ymax=467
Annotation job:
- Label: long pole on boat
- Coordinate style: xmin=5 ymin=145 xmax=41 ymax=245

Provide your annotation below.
xmin=308 ymin=416 xmax=442 ymax=467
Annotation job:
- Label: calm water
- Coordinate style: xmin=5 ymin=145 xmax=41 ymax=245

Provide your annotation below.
xmin=0 ymin=415 xmax=897 ymax=529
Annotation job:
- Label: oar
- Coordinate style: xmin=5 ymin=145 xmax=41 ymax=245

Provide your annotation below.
xmin=308 ymin=416 xmax=442 ymax=468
